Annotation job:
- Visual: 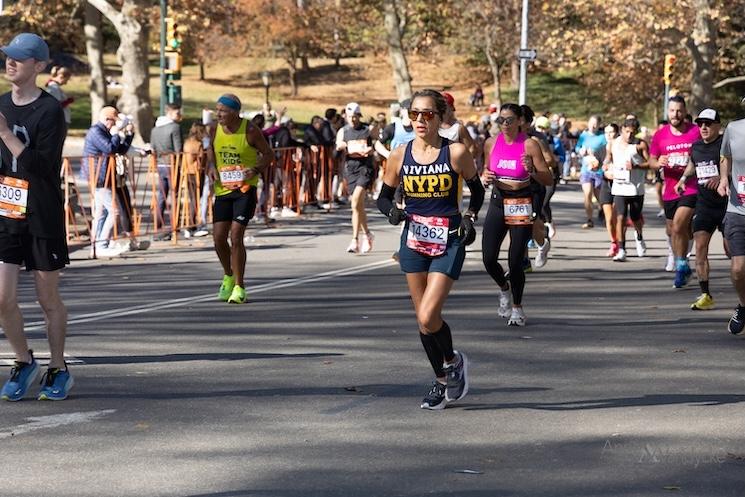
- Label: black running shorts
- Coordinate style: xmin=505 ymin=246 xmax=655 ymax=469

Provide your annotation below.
xmin=693 ymin=198 xmax=727 ymax=234
xmin=0 ymin=232 xmax=69 ymax=271
xmin=213 ymin=188 xmax=258 ymax=226
xmin=663 ymin=194 xmax=697 ymax=220
xmin=345 ymin=163 xmax=374 ymax=192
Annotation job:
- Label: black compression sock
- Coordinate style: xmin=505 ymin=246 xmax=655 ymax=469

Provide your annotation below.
xmin=619 ymin=240 xmax=626 ymax=250
xmin=700 ymin=280 xmax=710 ymax=295
xmin=431 ymin=321 xmax=455 ymax=363
xmin=419 ymin=333 xmax=445 ymax=378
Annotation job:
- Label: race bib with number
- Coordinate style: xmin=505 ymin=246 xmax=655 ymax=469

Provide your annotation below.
xmin=406 ymin=214 xmax=449 ymax=257
xmin=667 ymin=153 xmax=689 ymax=168
xmin=613 ymin=164 xmax=630 ymax=182
xmin=347 ymin=139 xmax=368 ymax=155
xmin=696 ymin=162 xmax=718 ymax=184
xmin=219 ymin=166 xmax=245 ymax=190
xmin=503 ymin=197 xmax=533 ymax=225
xmin=0 ymin=176 xmax=28 ymax=220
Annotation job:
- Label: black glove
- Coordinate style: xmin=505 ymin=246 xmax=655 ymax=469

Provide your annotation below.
xmin=459 ymin=214 xmax=476 ymax=246
xmin=388 ymin=205 xmax=407 ymax=225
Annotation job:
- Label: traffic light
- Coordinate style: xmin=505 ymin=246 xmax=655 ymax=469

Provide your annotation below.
xmin=164 ymin=52 xmax=182 ymax=80
xmin=663 ymin=54 xmax=676 ymax=84
xmin=165 ymin=17 xmax=181 ymax=51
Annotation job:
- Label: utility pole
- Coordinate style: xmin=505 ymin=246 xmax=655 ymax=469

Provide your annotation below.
xmin=518 ymin=0 xmax=529 ymax=105
xmin=159 ymin=0 xmax=167 ymax=116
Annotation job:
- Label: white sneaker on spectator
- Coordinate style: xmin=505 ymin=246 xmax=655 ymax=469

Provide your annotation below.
xmin=269 ymin=207 xmax=281 ymax=219
xmin=193 ymin=226 xmax=209 ymax=237
xmin=95 ymin=243 xmax=128 ymax=258
xmin=281 ymin=207 xmax=299 ymax=218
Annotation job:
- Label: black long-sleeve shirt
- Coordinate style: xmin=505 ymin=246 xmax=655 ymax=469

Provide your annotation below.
xmin=0 ymin=90 xmax=66 ymax=238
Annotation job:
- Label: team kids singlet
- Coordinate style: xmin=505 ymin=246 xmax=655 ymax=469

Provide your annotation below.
xmin=213 ymin=119 xmax=258 ymax=197
xmin=401 ymin=138 xmax=460 ymax=217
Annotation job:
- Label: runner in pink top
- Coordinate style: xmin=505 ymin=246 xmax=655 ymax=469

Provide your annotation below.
xmin=650 ymin=95 xmax=702 ymax=287
xmin=489 ymin=132 xmax=530 ymax=181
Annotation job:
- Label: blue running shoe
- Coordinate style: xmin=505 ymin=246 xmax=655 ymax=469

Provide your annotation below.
xmin=1 ymin=351 xmax=40 ymax=401
xmin=673 ymin=266 xmax=692 ymax=288
xmin=38 ymin=367 xmax=74 ymax=401
xmin=527 ymin=239 xmax=537 ymax=249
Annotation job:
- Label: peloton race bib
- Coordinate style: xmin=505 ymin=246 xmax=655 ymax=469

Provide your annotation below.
xmin=0 ymin=176 xmax=28 ymax=220
xmin=696 ymin=162 xmax=718 ymax=184
xmin=667 ymin=152 xmax=689 ymax=168
xmin=219 ymin=166 xmax=245 ymax=190
xmin=503 ymin=197 xmax=533 ymax=225
xmin=406 ymin=214 xmax=449 ymax=257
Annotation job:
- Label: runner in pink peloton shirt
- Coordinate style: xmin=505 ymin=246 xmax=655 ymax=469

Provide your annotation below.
xmin=649 ymin=95 xmax=701 ymax=288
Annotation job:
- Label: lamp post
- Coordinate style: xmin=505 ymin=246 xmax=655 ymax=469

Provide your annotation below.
xmin=261 ymin=71 xmax=271 ymax=105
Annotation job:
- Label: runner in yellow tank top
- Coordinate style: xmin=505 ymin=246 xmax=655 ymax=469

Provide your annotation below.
xmin=207 ymin=94 xmax=272 ymax=304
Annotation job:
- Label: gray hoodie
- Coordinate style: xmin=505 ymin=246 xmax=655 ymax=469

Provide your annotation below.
xmin=150 ymin=116 xmax=183 ymax=157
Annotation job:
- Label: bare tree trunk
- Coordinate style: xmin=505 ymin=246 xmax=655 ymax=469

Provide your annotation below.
xmin=383 ymin=0 xmax=412 ymax=102
xmin=301 ymin=54 xmax=310 ymax=71
xmin=286 ymin=53 xmax=298 ymax=97
xmin=87 ymin=0 xmax=154 ymax=142
xmin=199 ymin=60 xmax=205 ymax=81
xmin=687 ymin=0 xmax=717 ymax=114
xmin=484 ymin=36 xmax=502 ymax=108
xmin=84 ymin=3 xmax=107 ymax=124
xmin=511 ymin=58 xmax=519 ymax=87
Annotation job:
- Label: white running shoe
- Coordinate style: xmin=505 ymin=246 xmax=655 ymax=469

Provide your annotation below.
xmin=360 ymin=232 xmax=374 ymax=254
xmin=346 ymin=239 xmax=359 ymax=254
xmin=656 ymin=208 xmax=665 ymax=218
xmin=613 ymin=248 xmax=627 ymax=262
xmin=507 ymin=307 xmax=526 ymax=327
xmin=534 ymin=239 xmax=550 ymax=268
xmin=635 ymin=238 xmax=647 ymax=258
xmin=498 ymin=289 xmax=511 ymax=318
xmin=665 ymin=253 xmax=675 ymax=272
xmin=546 ymin=222 xmax=556 ymax=239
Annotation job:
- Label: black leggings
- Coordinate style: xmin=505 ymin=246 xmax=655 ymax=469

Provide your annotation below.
xmin=482 ymin=198 xmax=533 ymax=305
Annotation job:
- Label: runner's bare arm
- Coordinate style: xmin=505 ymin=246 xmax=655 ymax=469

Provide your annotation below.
xmin=635 ymin=141 xmax=650 ymax=168
xmin=458 ymin=124 xmax=477 ymax=158
xmin=374 ymin=139 xmax=391 ymax=159
xmin=481 ymin=136 xmax=496 ymax=185
xmin=206 ymin=124 xmax=218 ymax=181
xmin=718 ymin=156 xmax=731 ymax=197
xmin=376 ymin=145 xmax=405 ymax=222
xmin=525 ymin=138 xmax=553 ymax=186
xmin=335 ymin=127 xmax=346 ymax=151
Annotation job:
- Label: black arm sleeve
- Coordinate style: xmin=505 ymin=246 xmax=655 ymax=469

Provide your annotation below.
xmin=465 ymin=175 xmax=485 ymax=217
xmin=377 ymin=182 xmax=396 ymax=216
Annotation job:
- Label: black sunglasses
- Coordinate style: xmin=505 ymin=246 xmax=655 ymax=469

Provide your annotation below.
xmin=408 ymin=110 xmax=437 ymax=121
xmin=697 ymin=120 xmax=715 ymax=128
xmin=495 ymin=116 xmax=517 ymax=126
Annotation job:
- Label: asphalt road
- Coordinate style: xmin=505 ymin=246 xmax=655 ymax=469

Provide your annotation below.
xmin=1 ymin=186 xmax=743 ymax=497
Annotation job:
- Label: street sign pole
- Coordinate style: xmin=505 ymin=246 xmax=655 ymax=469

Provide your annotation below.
xmin=518 ymin=0 xmax=529 ymax=105
xmin=159 ymin=0 xmax=167 ymax=117
xmin=663 ymin=83 xmax=670 ymax=122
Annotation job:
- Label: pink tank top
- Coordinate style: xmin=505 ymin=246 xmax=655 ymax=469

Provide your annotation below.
xmin=489 ymin=132 xmax=529 ymax=181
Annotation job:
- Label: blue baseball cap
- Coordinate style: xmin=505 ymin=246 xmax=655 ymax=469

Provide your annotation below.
xmin=1 ymin=33 xmax=49 ymax=61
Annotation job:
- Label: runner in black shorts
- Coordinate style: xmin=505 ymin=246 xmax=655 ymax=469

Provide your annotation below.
xmin=337 ymin=102 xmax=375 ymax=254
xmin=0 ymin=33 xmax=73 ymax=401
xmin=208 ymin=94 xmax=272 ymax=304
xmin=377 ymin=89 xmax=484 ymax=410
xmin=675 ymin=108 xmax=728 ymax=310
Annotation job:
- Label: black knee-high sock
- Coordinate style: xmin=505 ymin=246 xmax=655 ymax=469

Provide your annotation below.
xmin=419 ymin=333 xmax=445 ymax=378
xmin=431 ymin=321 xmax=455 ymax=363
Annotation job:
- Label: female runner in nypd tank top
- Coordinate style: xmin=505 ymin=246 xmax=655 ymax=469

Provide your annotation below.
xmin=377 ymin=89 xmax=485 ymax=410
xmin=482 ymin=103 xmax=553 ymax=327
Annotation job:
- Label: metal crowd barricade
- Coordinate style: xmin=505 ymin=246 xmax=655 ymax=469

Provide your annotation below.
xmin=62 ymin=144 xmax=342 ymax=247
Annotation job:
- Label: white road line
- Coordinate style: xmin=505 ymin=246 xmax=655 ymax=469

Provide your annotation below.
xmin=0 ymin=410 xmax=116 ymax=439
xmin=24 ymin=258 xmax=396 ymax=331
